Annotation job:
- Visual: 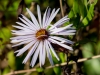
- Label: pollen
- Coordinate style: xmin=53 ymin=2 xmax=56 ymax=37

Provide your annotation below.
xmin=35 ymin=29 xmax=49 ymax=40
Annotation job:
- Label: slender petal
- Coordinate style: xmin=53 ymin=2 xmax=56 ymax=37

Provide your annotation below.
xmin=16 ymin=40 xmax=36 ymax=56
xmin=44 ymin=8 xmax=51 ymax=28
xmin=42 ymin=40 xmax=46 ymax=65
xmin=50 ymin=36 xmax=74 ymax=44
xmin=42 ymin=7 xmax=49 ymax=28
xmin=23 ymin=41 xmax=39 ymax=63
xmin=10 ymin=35 xmax=34 ymax=40
xmin=46 ymin=8 xmax=60 ymax=27
xmin=12 ymin=30 xmax=34 ymax=35
xmin=47 ymin=40 xmax=59 ymax=60
xmin=16 ymin=22 xmax=34 ymax=30
xmin=60 ymin=29 xmax=76 ymax=33
xmin=12 ymin=25 xmax=30 ymax=31
xmin=26 ymin=8 xmax=40 ymax=29
xmin=49 ymin=15 xmax=69 ymax=30
xmin=52 ymin=32 xmax=75 ymax=35
xmin=37 ymin=5 xmax=42 ymax=28
xmin=12 ymin=39 xmax=33 ymax=47
xmin=31 ymin=41 xmax=41 ymax=67
xmin=49 ymin=38 xmax=73 ymax=50
xmin=19 ymin=17 xmax=35 ymax=30
xmin=39 ymin=41 xmax=43 ymax=67
xmin=50 ymin=8 xmax=56 ymax=17
xmin=45 ymin=40 xmax=54 ymax=65
xmin=21 ymin=14 xmax=38 ymax=30
xmin=11 ymin=36 xmax=35 ymax=43
xmin=50 ymin=24 xmax=73 ymax=33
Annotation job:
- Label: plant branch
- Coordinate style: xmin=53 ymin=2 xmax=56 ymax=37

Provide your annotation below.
xmin=6 ymin=54 xmax=100 ymax=75
xmin=59 ymin=0 xmax=64 ymax=17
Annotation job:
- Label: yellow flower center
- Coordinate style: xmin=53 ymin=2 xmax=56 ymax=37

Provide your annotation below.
xmin=35 ymin=29 xmax=49 ymax=40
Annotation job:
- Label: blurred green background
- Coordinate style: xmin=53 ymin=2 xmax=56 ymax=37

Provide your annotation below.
xmin=0 ymin=0 xmax=100 ymax=75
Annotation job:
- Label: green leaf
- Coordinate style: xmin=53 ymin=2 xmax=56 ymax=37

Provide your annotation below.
xmin=86 ymin=4 xmax=95 ymax=22
xmin=79 ymin=0 xmax=87 ymax=18
xmin=73 ymin=0 xmax=79 ymax=14
xmin=51 ymin=52 xmax=62 ymax=75
xmin=83 ymin=59 xmax=100 ymax=75
xmin=82 ymin=17 xmax=89 ymax=26
xmin=25 ymin=0 xmax=33 ymax=4
xmin=7 ymin=51 xmax=16 ymax=70
xmin=0 ymin=27 xmax=11 ymax=43
xmin=82 ymin=42 xmax=100 ymax=75
xmin=82 ymin=43 xmax=94 ymax=58
xmin=73 ymin=0 xmax=87 ymax=18
xmin=58 ymin=52 xmax=66 ymax=62
xmin=82 ymin=3 xmax=95 ymax=26
xmin=83 ymin=0 xmax=88 ymax=7
xmin=53 ymin=66 xmax=62 ymax=75
xmin=66 ymin=0 xmax=74 ymax=7
xmin=72 ymin=15 xmax=81 ymax=28
xmin=88 ymin=4 xmax=95 ymax=17
xmin=68 ymin=10 xmax=75 ymax=18
xmin=8 ymin=1 xmax=19 ymax=11
xmin=2 ymin=67 xmax=10 ymax=75
xmin=36 ymin=67 xmax=44 ymax=72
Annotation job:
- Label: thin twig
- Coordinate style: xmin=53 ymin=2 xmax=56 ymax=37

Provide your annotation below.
xmin=6 ymin=54 xmax=100 ymax=75
xmin=59 ymin=0 xmax=64 ymax=17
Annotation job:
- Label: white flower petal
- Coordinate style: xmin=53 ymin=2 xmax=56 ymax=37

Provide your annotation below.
xmin=44 ymin=8 xmax=56 ymax=27
xmin=10 ymin=35 xmax=34 ymax=40
xmin=42 ymin=40 xmax=46 ymax=65
xmin=44 ymin=8 xmax=51 ymax=28
xmin=16 ymin=40 xmax=36 ymax=56
xmin=45 ymin=40 xmax=54 ymax=65
xmin=47 ymin=40 xmax=59 ymax=60
xmin=11 ymin=30 xmax=34 ymax=35
xmin=50 ymin=8 xmax=56 ymax=18
xmin=49 ymin=16 xmax=69 ymax=30
xmin=14 ymin=50 xmax=20 ymax=53
xmin=16 ymin=22 xmax=33 ymax=30
xmin=12 ymin=39 xmax=33 ymax=47
xmin=12 ymin=31 xmax=34 ymax=35
xmin=52 ymin=32 xmax=75 ymax=35
xmin=19 ymin=17 xmax=35 ymax=30
xmin=42 ymin=7 xmax=48 ymax=28
xmin=12 ymin=25 xmax=27 ymax=30
xmin=37 ymin=5 xmax=42 ymax=28
xmin=11 ymin=36 xmax=35 ymax=43
xmin=49 ymin=38 xmax=73 ymax=50
xmin=26 ymin=8 xmax=40 ymax=29
xmin=23 ymin=41 xmax=39 ymax=64
xmin=39 ymin=41 xmax=43 ymax=67
xmin=50 ymin=36 xmax=74 ymax=44
xmin=11 ymin=37 xmax=33 ymax=43
xmin=50 ymin=24 xmax=73 ymax=33
xmin=20 ymin=14 xmax=38 ymax=30
xmin=60 ymin=29 xmax=76 ymax=34
xmin=31 ymin=41 xmax=41 ymax=67
xmin=46 ymin=8 xmax=60 ymax=27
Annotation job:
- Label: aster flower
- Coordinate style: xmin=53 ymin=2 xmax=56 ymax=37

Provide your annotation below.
xmin=11 ymin=5 xmax=76 ymax=67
